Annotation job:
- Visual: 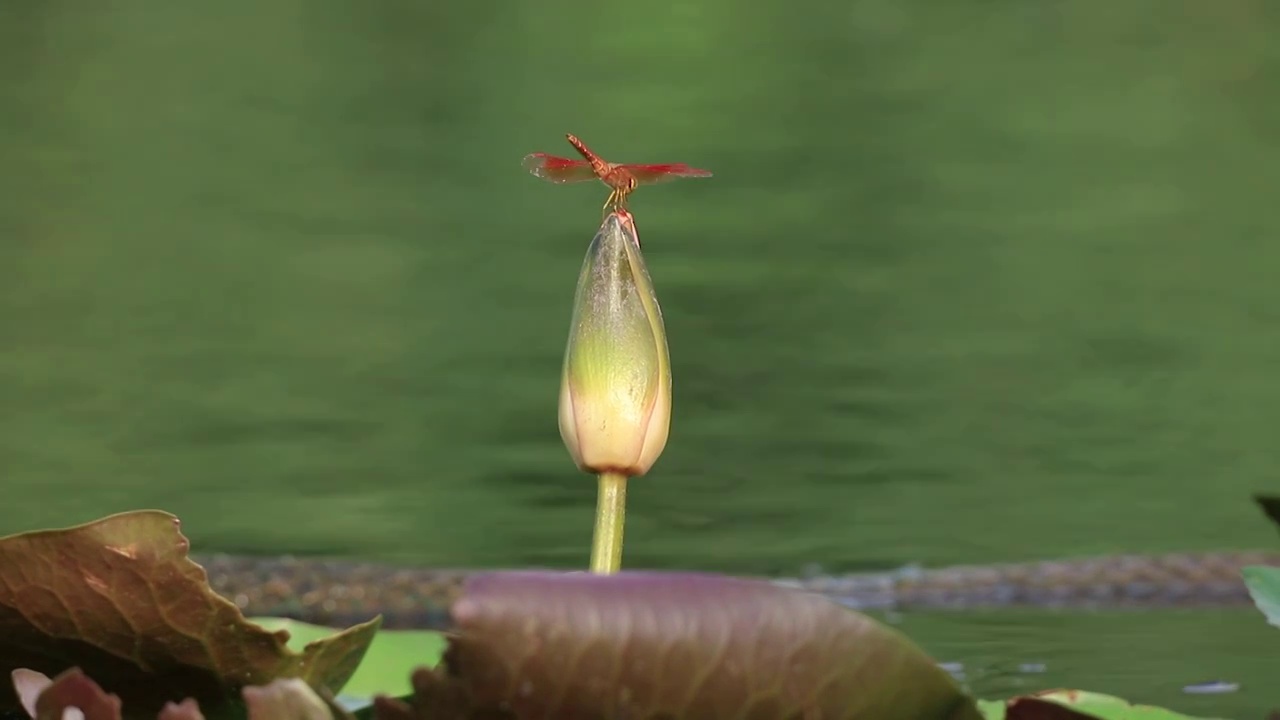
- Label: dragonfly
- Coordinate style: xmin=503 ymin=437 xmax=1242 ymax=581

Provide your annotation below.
xmin=522 ymin=134 xmax=712 ymax=215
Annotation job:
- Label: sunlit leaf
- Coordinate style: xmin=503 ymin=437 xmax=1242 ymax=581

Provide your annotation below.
xmin=0 ymin=511 xmax=379 ymax=717
xmin=249 ymin=618 xmax=446 ymax=700
xmin=1243 ymin=565 xmax=1280 ymax=628
xmin=374 ymin=570 xmax=984 ymax=720
xmin=980 ymin=690 xmax=1226 ymax=720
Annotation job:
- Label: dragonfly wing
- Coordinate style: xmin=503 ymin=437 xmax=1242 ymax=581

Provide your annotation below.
xmin=522 ymin=153 xmax=599 ymax=184
xmin=623 ymin=163 xmax=714 ymax=185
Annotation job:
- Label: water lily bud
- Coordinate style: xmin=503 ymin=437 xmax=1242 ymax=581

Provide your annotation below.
xmin=558 ymin=210 xmax=671 ymax=477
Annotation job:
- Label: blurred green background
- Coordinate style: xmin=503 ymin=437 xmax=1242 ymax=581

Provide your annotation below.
xmin=6 ymin=1 xmax=1280 ymax=714
xmin=2 ymin=1 xmax=1279 ymax=577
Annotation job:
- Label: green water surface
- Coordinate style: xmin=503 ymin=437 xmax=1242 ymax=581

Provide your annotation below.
xmin=3 ymin=2 xmax=1280 ymax=715
xmin=899 ymin=608 xmax=1279 ymax=719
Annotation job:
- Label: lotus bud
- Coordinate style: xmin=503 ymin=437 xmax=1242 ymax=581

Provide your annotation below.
xmin=558 ymin=210 xmax=671 ymax=477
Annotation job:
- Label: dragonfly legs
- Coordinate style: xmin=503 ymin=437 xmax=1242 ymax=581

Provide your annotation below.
xmin=601 ymin=190 xmax=624 ymax=218
xmin=601 ymin=179 xmax=638 ymax=219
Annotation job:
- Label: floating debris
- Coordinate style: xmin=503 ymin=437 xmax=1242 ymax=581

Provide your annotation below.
xmin=1182 ymin=681 xmax=1240 ymax=695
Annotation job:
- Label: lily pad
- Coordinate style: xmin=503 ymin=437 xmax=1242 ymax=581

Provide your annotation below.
xmin=374 ymin=570 xmax=983 ymax=720
xmin=242 ymin=678 xmax=353 ymax=720
xmin=157 ymin=699 xmax=207 ymax=720
xmin=1242 ymin=565 xmax=1280 ymax=628
xmin=24 ymin=668 xmax=124 ymax=720
xmin=12 ymin=668 xmax=358 ymax=720
xmin=249 ymin=618 xmax=446 ymax=700
xmin=0 ymin=510 xmax=380 ymax=716
xmin=980 ymin=690 xmax=1225 ymax=720
xmin=1255 ymin=494 xmax=1280 ymax=532
xmin=1005 ymin=697 xmax=1098 ymax=720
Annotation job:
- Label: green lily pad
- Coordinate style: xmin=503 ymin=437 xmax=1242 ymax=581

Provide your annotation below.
xmin=0 ymin=510 xmax=379 ymax=717
xmin=249 ymin=618 xmax=446 ymax=699
xmin=373 ymin=570 xmax=983 ymax=720
xmin=979 ymin=690 xmax=1226 ymax=720
xmin=1243 ymin=565 xmax=1280 ymax=628
xmin=1254 ymin=494 xmax=1280 ymax=531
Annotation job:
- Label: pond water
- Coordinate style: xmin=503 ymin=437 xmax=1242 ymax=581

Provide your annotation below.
xmin=893 ymin=608 xmax=1279 ymax=718
xmin=3 ymin=2 xmax=1280 ymax=715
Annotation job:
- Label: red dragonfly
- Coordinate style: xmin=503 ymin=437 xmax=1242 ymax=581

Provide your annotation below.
xmin=522 ymin=134 xmax=712 ymax=214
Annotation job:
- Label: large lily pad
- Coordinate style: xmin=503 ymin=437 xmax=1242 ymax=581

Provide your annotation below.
xmin=375 ymin=570 xmax=983 ymax=720
xmin=0 ymin=510 xmax=380 ymax=716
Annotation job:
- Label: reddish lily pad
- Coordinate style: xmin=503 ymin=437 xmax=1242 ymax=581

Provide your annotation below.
xmin=12 ymin=668 xmax=357 ymax=720
xmin=0 ymin=511 xmax=379 ymax=716
xmin=30 ymin=668 xmax=124 ymax=720
xmin=12 ymin=669 xmax=53 ymax=718
xmin=157 ymin=699 xmax=207 ymax=720
xmin=242 ymin=678 xmax=353 ymax=720
xmin=374 ymin=570 xmax=983 ymax=720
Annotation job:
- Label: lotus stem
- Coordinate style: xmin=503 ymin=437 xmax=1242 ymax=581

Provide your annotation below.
xmin=590 ymin=471 xmax=628 ymax=574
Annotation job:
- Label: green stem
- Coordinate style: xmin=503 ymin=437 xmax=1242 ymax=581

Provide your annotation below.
xmin=590 ymin=471 xmax=629 ymax=574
